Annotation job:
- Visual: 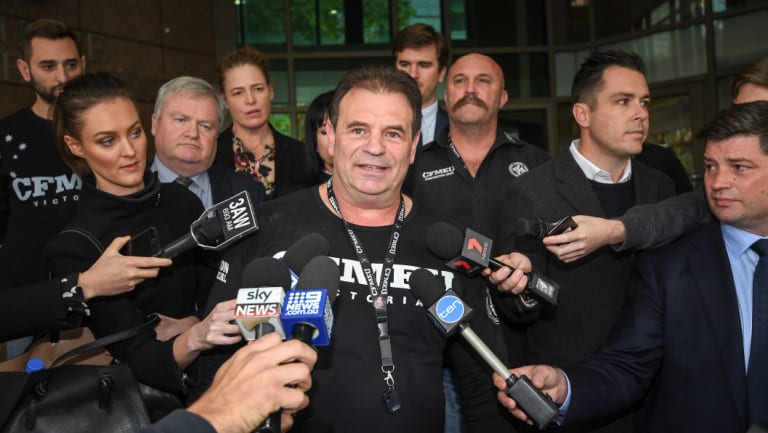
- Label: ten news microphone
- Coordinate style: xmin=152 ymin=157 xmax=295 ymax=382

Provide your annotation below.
xmin=409 ymin=269 xmax=558 ymax=430
xmin=234 ymin=257 xmax=291 ymax=340
xmin=281 ymin=255 xmax=339 ymax=346
xmin=426 ymin=222 xmax=560 ymax=306
xmin=515 ymin=216 xmax=577 ymax=239
xmin=160 ymin=191 xmax=259 ymax=258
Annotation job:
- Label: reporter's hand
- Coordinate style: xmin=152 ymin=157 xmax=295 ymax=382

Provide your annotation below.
xmin=542 ymin=215 xmax=625 ymax=263
xmin=482 ymin=252 xmax=531 ymax=295
xmin=493 ymin=365 xmax=567 ymax=425
xmin=188 ymin=333 xmax=317 ymax=433
xmin=78 ymin=235 xmax=172 ymax=300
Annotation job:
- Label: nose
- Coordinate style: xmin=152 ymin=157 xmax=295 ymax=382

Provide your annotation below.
xmin=245 ymin=90 xmax=255 ymax=105
xmin=633 ymin=101 xmax=649 ymax=122
xmin=54 ymin=64 xmax=67 ymax=84
xmin=184 ymin=121 xmax=199 ymax=138
xmin=407 ymin=65 xmax=418 ymax=79
xmin=121 ymin=136 xmax=138 ymax=159
xmin=362 ymin=133 xmax=386 ymax=155
xmin=707 ymin=167 xmax=731 ymax=191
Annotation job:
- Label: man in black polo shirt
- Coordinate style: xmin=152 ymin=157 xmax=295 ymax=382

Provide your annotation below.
xmin=403 ymin=53 xmax=550 ymax=432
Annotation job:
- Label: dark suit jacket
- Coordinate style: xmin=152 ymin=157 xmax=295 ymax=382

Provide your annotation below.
xmin=214 ymin=124 xmax=317 ymax=199
xmin=207 ymin=164 xmax=265 ymax=206
xmin=565 ymin=221 xmax=751 ymax=433
xmin=419 ymin=106 xmax=449 ymax=146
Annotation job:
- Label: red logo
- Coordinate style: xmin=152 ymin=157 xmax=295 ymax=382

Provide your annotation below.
xmin=467 ymin=238 xmax=483 ymax=253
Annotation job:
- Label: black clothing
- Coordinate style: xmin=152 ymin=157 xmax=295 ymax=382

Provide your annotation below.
xmin=140 ymin=410 xmax=215 ymax=433
xmin=0 ymin=107 xmax=81 ymax=289
xmin=196 ymin=187 xmax=511 ymax=433
xmin=214 ymin=124 xmax=318 ymax=200
xmin=44 ymin=173 xmax=213 ymax=392
xmin=635 ymin=143 xmax=692 ymax=194
xmin=588 ymin=178 xmax=636 ymax=218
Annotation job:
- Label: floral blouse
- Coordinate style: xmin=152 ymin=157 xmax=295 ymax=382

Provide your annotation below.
xmin=232 ymin=135 xmax=276 ymax=197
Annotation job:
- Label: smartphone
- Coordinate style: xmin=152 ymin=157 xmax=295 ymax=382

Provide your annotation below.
xmin=546 ymin=216 xmax=578 ymax=236
xmin=120 ymin=226 xmax=162 ymax=257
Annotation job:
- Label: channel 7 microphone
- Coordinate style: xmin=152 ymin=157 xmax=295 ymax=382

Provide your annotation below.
xmin=159 ymin=190 xmax=258 ymax=258
xmin=281 ymin=255 xmax=339 ymax=346
xmin=409 ymin=268 xmax=558 ymax=430
xmin=426 ymin=222 xmax=560 ymax=306
xmin=234 ymin=257 xmax=291 ymax=340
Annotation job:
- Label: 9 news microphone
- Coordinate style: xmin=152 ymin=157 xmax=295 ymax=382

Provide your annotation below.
xmin=409 ymin=269 xmax=558 ymax=430
xmin=234 ymin=257 xmax=291 ymax=340
xmin=426 ymin=222 xmax=560 ymax=306
xmin=281 ymin=255 xmax=339 ymax=346
xmin=160 ymin=191 xmax=258 ymax=258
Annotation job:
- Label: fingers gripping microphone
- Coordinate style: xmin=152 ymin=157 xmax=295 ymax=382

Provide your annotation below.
xmin=426 ymin=222 xmax=560 ymax=306
xmin=409 ymin=269 xmax=558 ymax=430
xmin=234 ymin=257 xmax=290 ymax=340
xmin=160 ymin=191 xmax=259 ymax=258
xmin=515 ymin=216 xmax=577 ymax=239
xmin=281 ymin=256 xmax=339 ymax=346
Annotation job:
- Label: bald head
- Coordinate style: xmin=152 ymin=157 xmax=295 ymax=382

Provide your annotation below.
xmin=444 ymin=53 xmax=508 ymax=129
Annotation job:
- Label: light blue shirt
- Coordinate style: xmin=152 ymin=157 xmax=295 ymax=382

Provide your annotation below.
xmin=151 ymin=157 xmax=213 ymax=208
xmin=557 ymin=222 xmax=765 ymax=422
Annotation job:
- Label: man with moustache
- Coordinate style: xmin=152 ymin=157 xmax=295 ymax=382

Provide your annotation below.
xmin=0 ymin=19 xmax=85 ymax=357
xmin=404 ymin=53 xmax=549 ymax=432
xmin=393 ymin=23 xmax=449 ymax=146
xmin=499 ymin=50 xmax=674 ymax=433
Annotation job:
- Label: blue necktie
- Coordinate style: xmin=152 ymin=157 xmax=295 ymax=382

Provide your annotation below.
xmin=749 ymin=239 xmax=768 ymax=423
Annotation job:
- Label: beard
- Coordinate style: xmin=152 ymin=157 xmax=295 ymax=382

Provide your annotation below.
xmin=28 ymin=73 xmax=60 ymax=105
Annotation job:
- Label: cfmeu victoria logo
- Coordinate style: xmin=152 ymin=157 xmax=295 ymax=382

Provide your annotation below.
xmin=436 ymin=295 xmax=464 ymax=323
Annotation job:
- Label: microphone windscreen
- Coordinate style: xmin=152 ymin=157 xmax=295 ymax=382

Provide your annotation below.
xmin=242 ymin=256 xmax=292 ymax=290
xmin=409 ymin=268 xmax=445 ymax=306
xmin=284 ymin=233 xmax=331 ymax=273
xmin=194 ymin=216 xmax=224 ymax=244
xmin=426 ymin=222 xmax=464 ymax=259
xmin=296 ymin=256 xmax=340 ymax=304
xmin=514 ymin=217 xmax=546 ymax=239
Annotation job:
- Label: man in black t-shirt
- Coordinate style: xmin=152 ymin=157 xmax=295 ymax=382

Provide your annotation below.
xmin=0 ymin=18 xmax=85 ymax=357
xmin=196 ymin=66 xmax=533 ymax=433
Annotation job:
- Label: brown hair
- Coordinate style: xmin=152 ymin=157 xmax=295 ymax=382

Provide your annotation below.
xmin=393 ymin=23 xmax=448 ymax=71
xmin=217 ymin=45 xmax=270 ymax=92
xmin=20 ymin=18 xmax=81 ymax=60
xmin=53 ymin=72 xmax=136 ymax=174
xmin=732 ymin=57 xmax=768 ymax=100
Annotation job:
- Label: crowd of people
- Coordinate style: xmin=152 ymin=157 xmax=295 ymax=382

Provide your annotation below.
xmin=1 ymin=16 xmax=768 ymax=433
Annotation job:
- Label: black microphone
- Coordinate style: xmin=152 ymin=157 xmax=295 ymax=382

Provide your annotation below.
xmin=160 ymin=191 xmax=259 ymax=258
xmin=515 ymin=216 xmax=577 ymax=239
xmin=409 ymin=269 xmax=558 ymax=430
xmin=426 ymin=222 xmax=559 ymax=306
xmin=282 ymin=255 xmax=339 ymax=346
xmin=234 ymin=257 xmax=291 ymax=340
xmin=280 ymin=233 xmax=331 ymax=287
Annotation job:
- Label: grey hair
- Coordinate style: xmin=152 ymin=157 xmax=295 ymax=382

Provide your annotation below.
xmin=154 ymin=76 xmax=226 ymax=131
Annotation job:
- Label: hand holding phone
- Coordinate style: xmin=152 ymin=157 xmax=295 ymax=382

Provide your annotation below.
xmin=120 ymin=227 xmax=162 ymax=257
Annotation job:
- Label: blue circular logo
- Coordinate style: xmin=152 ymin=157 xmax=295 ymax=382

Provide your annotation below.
xmin=436 ymin=295 xmax=464 ymax=323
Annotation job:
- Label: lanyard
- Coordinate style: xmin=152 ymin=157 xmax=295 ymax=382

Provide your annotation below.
xmin=326 ymin=179 xmax=404 ymax=413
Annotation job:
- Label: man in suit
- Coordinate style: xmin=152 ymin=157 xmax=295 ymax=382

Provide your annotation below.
xmin=393 ymin=23 xmax=449 ymax=146
xmin=151 ymin=76 xmax=265 ymax=208
xmin=499 ymin=50 xmax=674 ymax=433
xmin=496 ymin=100 xmax=768 ymax=433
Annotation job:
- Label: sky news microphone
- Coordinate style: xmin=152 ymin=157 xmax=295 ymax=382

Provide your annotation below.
xmin=426 ymin=222 xmax=560 ymax=306
xmin=281 ymin=256 xmax=339 ymax=346
xmin=515 ymin=216 xmax=577 ymax=239
xmin=234 ymin=257 xmax=291 ymax=340
xmin=409 ymin=268 xmax=558 ymax=430
xmin=159 ymin=190 xmax=259 ymax=258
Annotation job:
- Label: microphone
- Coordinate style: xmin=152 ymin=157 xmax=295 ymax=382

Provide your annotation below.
xmin=160 ymin=191 xmax=259 ymax=258
xmin=515 ymin=216 xmax=577 ymax=239
xmin=409 ymin=268 xmax=558 ymax=430
xmin=233 ymin=257 xmax=290 ymax=340
xmin=426 ymin=222 xmax=560 ymax=306
xmin=281 ymin=256 xmax=339 ymax=346
xmin=279 ymin=232 xmax=331 ymax=289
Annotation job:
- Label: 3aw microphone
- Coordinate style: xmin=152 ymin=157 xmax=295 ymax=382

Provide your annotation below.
xmin=234 ymin=257 xmax=290 ymax=340
xmin=426 ymin=222 xmax=560 ymax=306
xmin=409 ymin=269 xmax=558 ymax=430
xmin=160 ymin=191 xmax=259 ymax=258
xmin=281 ymin=255 xmax=339 ymax=346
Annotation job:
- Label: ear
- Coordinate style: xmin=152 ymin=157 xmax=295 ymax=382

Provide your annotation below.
xmin=64 ymin=135 xmax=85 ymax=158
xmin=437 ymin=66 xmax=447 ymax=84
xmin=80 ymin=56 xmax=86 ymax=73
xmin=572 ymin=103 xmax=591 ymax=128
xmin=499 ymin=89 xmax=509 ymax=108
xmin=269 ymin=84 xmax=275 ymax=102
xmin=325 ymin=117 xmax=336 ymax=159
xmin=16 ymin=58 xmax=31 ymax=82
xmin=409 ymin=130 xmax=420 ymax=164
xmin=151 ymin=113 xmax=159 ymax=136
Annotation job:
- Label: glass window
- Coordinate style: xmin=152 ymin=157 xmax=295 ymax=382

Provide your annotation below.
xmin=601 ymin=25 xmax=708 ymax=83
xmin=237 ymin=0 xmax=286 ymax=45
xmin=269 ymin=113 xmax=293 ymax=137
xmin=714 ymin=9 xmax=768 ymax=71
xmin=647 ymin=94 xmax=695 ymax=176
xmin=399 ymin=0 xmax=441 ymax=30
xmin=717 ymin=75 xmax=735 ymax=110
xmin=712 ymin=0 xmax=768 ymax=13
xmin=449 ymin=0 xmax=467 ymax=40
xmin=294 ymin=57 xmax=389 ymax=107
xmin=556 ymin=101 xmax=577 ymax=153
xmin=498 ymin=109 xmax=548 ymax=151
xmin=292 ymin=0 xmax=345 ymax=46
xmin=493 ymin=53 xmax=550 ymax=98
xmin=269 ymin=59 xmax=290 ymax=107
xmin=595 ymin=0 xmax=704 ymax=38
xmin=555 ymin=50 xmax=590 ymax=97
xmin=551 ymin=0 xmax=591 ymax=44
xmin=456 ymin=0 xmax=546 ymax=47
xmin=363 ymin=0 xmax=392 ymax=43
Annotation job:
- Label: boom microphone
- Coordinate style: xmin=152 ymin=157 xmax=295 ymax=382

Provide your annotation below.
xmin=234 ymin=257 xmax=291 ymax=340
xmin=160 ymin=191 xmax=259 ymax=258
xmin=426 ymin=222 xmax=560 ymax=305
xmin=409 ymin=268 xmax=558 ymax=430
xmin=281 ymin=256 xmax=339 ymax=346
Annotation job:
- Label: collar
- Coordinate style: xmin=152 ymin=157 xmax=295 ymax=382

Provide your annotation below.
xmin=151 ymin=156 xmax=208 ymax=186
xmin=722 ymin=223 xmax=767 ymax=259
xmin=569 ymin=139 xmax=632 ymax=184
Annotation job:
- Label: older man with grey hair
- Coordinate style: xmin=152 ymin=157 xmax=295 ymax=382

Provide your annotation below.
xmin=151 ymin=76 xmax=264 ymax=207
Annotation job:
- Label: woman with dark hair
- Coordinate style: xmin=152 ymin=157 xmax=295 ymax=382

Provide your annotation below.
xmin=304 ymin=90 xmax=335 ymax=183
xmin=44 ymin=72 xmax=242 ymax=394
xmin=215 ymin=45 xmax=318 ymax=199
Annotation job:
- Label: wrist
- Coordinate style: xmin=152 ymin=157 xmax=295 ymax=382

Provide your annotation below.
xmin=608 ymin=219 xmax=626 ymax=245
